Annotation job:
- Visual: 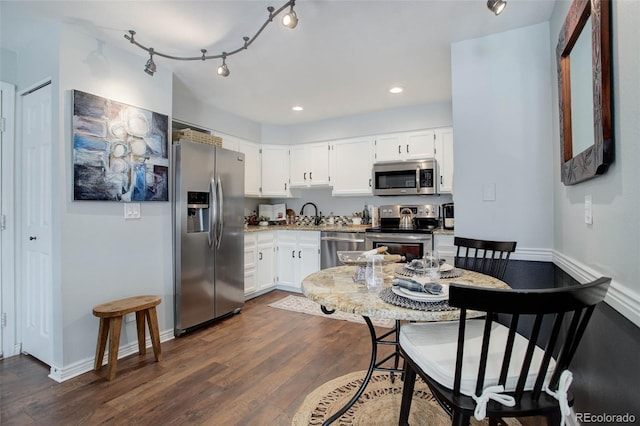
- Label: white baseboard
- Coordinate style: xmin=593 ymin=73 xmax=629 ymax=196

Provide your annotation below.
xmin=553 ymin=250 xmax=640 ymax=328
xmin=48 ymin=329 xmax=175 ymax=383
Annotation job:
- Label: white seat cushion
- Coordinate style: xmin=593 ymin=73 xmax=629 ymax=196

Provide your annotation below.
xmin=400 ymin=320 xmax=555 ymax=397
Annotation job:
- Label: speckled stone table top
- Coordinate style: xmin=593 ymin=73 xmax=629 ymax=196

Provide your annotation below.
xmin=301 ymin=265 xmax=509 ymax=322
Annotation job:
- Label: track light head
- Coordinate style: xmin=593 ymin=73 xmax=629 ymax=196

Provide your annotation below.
xmin=144 ymin=49 xmax=156 ymax=76
xmin=487 ymin=0 xmax=507 ymax=15
xmin=282 ymin=6 xmax=298 ymax=29
xmin=217 ymin=55 xmax=230 ymax=77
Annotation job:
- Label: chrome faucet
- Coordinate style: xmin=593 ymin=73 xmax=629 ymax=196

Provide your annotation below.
xmin=300 ymin=202 xmax=321 ymax=226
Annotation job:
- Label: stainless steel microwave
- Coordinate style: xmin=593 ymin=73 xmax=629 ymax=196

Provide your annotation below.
xmin=372 ymin=159 xmax=438 ymax=196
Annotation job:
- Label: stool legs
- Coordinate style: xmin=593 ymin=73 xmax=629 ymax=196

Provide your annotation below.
xmin=93 ymin=305 xmax=162 ymax=380
xmin=94 ymin=318 xmax=110 ymax=371
xmin=135 ymin=310 xmax=147 ymax=356
xmin=107 ymin=316 xmax=123 ymax=381
xmin=146 ymin=307 xmax=162 ymax=361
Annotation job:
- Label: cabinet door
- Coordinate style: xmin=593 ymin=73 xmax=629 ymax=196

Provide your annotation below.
xmin=276 ymin=234 xmax=297 ymax=288
xmin=375 ymin=133 xmax=404 ymax=162
xmin=434 ymin=234 xmax=455 ymax=265
xmin=308 ymin=142 xmax=330 ymax=186
xmin=238 ymin=140 xmax=261 ymax=197
xmin=331 ymin=137 xmax=374 ymax=196
xmin=435 ymin=128 xmax=454 ymax=193
xmin=257 ymin=243 xmax=275 ymax=291
xmin=261 ymin=145 xmax=290 ymax=197
xmin=405 ymin=130 xmax=435 ymax=160
xmin=244 ymin=234 xmax=258 ymax=295
xmin=289 ymin=145 xmax=308 ymax=187
xmin=297 ymin=233 xmax=320 ymax=287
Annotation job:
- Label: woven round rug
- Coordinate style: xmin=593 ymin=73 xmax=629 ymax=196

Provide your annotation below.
xmin=291 ymin=371 xmax=522 ymax=426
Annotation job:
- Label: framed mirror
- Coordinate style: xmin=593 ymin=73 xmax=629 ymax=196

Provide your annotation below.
xmin=557 ymin=0 xmax=613 ymax=185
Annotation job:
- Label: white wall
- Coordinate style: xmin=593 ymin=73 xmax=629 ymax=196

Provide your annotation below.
xmin=262 ymin=101 xmax=453 ymax=145
xmin=1 ymin=47 xmax=18 ymax=84
xmin=549 ymin=0 xmax=640 ymax=326
xmin=54 ymin=24 xmax=173 ymax=377
xmin=172 ymin=77 xmax=262 ymax=143
xmin=450 ymin=22 xmax=554 ymax=262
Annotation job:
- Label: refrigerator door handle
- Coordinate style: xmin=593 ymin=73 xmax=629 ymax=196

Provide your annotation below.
xmin=209 ymin=177 xmax=216 ymax=249
xmin=215 ymin=177 xmax=224 ymax=249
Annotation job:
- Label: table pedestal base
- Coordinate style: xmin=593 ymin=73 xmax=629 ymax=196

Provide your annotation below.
xmin=320 ymin=306 xmax=404 ymax=426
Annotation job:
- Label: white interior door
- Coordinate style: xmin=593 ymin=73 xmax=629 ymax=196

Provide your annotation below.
xmin=1 ymin=81 xmax=17 ymax=358
xmin=21 ymin=82 xmax=53 ymax=366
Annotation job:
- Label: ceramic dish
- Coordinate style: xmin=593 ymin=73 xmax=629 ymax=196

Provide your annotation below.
xmin=392 ymin=285 xmax=449 ymax=302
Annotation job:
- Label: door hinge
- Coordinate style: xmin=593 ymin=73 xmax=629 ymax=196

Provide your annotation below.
xmin=0 ymin=117 xmax=5 ymax=133
xmin=1 ymin=312 xmax=7 ymax=328
xmin=0 ymin=214 xmax=6 ymax=231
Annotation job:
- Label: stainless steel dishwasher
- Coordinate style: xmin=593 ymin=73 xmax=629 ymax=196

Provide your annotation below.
xmin=320 ymin=231 xmax=366 ymax=269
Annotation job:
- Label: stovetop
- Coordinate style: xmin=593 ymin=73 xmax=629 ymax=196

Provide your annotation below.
xmin=365 ymin=227 xmax=434 ymax=234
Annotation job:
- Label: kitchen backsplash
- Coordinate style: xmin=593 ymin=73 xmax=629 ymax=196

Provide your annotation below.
xmin=245 ymin=214 xmax=357 ymax=226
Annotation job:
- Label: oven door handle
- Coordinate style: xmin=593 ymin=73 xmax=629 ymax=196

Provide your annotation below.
xmin=365 ymin=233 xmax=431 ymax=241
xmin=321 ymin=236 xmax=365 ymax=243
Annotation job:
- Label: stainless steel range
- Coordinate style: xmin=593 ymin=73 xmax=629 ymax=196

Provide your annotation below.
xmin=365 ymin=204 xmax=438 ymax=262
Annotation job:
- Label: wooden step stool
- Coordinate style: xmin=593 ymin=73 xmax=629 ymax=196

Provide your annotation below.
xmin=93 ymin=295 xmax=162 ymax=380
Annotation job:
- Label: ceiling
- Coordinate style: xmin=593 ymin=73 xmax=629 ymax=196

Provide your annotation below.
xmin=0 ymin=0 xmax=558 ymax=125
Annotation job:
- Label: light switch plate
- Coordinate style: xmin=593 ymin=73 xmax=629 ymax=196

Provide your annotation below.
xmin=124 ymin=203 xmax=141 ymax=219
xmin=483 ymin=183 xmax=496 ymax=201
xmin=584 ymin=195 xmax=593 ymax=224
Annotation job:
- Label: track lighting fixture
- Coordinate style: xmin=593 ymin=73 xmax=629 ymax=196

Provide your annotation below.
xmin=487 ymin=0 xmax=507 ymax=15
xmin=282 ymin=5 xmax=298 ymax=29
xmin=217 ymin=54 xmax=230 ymax=77
xmin=125 ymin=0 xmax=298 ymax=78
xmin=144 ymin=48 xmax=156 ymax=76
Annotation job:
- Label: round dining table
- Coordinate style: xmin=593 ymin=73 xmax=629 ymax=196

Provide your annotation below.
xmin=301 ymin=263 xmax=510 ymax=426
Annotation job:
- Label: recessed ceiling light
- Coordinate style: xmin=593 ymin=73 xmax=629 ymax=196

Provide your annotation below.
xmin=389 ymin=87 xmax=403 ymax=94
xmin=292 ymin=106 xmax=303 ymax=111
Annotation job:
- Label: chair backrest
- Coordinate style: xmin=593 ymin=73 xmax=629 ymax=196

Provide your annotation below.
xmin=454 ymin=237 xmax=517 ymax=280
xmin=447 ymin=277 xmax=611 ymax=402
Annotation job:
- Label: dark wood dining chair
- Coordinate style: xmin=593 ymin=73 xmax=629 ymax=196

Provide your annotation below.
xmin=398 ymin=277 xmax=611 ymax=426
xmin=454 ymin=237 xmax=517 ymax=280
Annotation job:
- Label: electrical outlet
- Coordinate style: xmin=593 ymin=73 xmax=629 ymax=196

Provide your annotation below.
xmin=584 ymin=195 xmax=593 ymax=225
xmin=124 ymin=203 xmax=141 ymax=219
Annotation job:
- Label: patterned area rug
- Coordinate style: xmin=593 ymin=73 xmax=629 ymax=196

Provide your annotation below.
xmin=268 ymin=295 xmax=395 ymax=328
xmin=291 ymin=371 xmax=523 ymax=426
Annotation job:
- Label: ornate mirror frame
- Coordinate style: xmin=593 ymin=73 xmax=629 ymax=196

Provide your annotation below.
xmin=557 ymin=0 xmax=613 ymax=185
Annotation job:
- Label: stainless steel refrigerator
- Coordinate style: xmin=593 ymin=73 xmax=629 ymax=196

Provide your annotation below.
xmin=172 ymin=140 xmax=245 ymax=336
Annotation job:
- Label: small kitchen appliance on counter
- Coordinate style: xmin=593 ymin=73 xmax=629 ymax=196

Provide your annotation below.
xmin=442 ymin=203 xmax=454 ymax=230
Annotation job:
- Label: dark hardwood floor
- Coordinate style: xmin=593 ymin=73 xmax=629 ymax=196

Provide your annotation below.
xmin=1 ymin=290 xmax=548 ymax=426
xmin=0 ymin=290 xmax=392 ymax=425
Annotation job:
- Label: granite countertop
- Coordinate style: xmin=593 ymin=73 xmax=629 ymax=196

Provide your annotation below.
xmin=301 ymin=264 xmax=508 ymax=322
xmin=246 ymin=224 xmax=455 ymax=234
xmin=245 ymin=224 xmax=371 ymax=233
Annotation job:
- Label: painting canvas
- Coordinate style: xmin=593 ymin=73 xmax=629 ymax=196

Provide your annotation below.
xmin=72 ymin=90 xmax=169 ymax=201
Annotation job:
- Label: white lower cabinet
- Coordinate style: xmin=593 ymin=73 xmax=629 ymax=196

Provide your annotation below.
xmin=434 ymin=233 xmax=455 ymax=266
xmin=276 ymin=231 xmax=320 ymax=292
xmin=244 ymin=231 xmax=276 ymax=299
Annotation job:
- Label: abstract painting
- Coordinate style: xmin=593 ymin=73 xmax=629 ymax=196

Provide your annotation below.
xmin=72 ymin=90 xmax=169 ymax=201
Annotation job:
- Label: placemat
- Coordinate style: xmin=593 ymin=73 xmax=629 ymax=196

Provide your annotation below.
xmin=379 ymin=287 xmax=456 ymax=312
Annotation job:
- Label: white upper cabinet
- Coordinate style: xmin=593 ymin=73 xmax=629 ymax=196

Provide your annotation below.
xmin=289 ymin=142 xmax=330 ymax=187
xmin=374 ymin=130 xmax=435 ymax=162
xmin=330 ymin=137 xmax=375 ymax=196
xmin=261 ymin=145 xmax=290 ymax=197
xmin=434 ymin=127 xmax=454 ymax=193
xmin=220 ymin=135 xmax=261 ymax=197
